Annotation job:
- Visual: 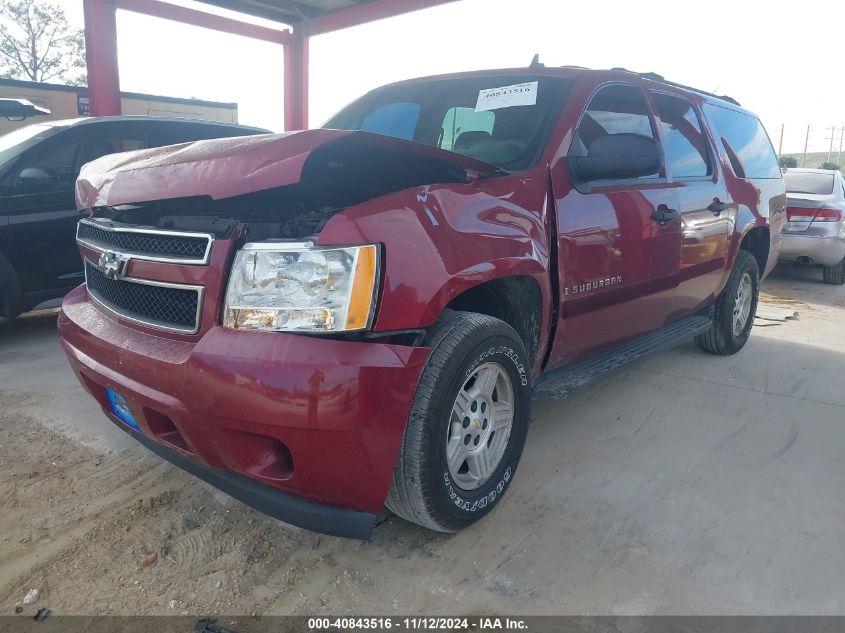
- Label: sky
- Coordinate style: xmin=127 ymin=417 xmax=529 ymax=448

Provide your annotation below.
xmin=58 ymin=0 xmax=844 ymax=155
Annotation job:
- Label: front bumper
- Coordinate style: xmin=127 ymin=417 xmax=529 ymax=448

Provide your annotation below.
xmin=779 ymin=233 xmax=845 ymax=267
xmin=110 ymin=411 xmax=377 ymax=539
xmin=58 ymin=285 xmax=430 ymax=539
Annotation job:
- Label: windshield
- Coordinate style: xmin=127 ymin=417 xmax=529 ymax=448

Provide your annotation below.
xmin=324 ymin=75 xmax=570 ymax=171
xmin=784 ymin=171 xmax=835 ymax=195
xmin=0 ymin=123 xmax=66 ymax=169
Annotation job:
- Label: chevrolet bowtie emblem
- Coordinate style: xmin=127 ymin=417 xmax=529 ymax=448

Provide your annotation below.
xmin=98 ymin=250 xmax=127 ymax=280
xmin=474 ymin=418 xmax=482 ymax=429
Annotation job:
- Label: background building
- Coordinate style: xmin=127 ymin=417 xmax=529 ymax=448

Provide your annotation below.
xmin=0 ymin=78 xmax=238 ymax=135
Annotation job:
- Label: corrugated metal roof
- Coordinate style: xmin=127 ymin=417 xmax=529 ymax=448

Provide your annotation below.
xmin=195 ymin=0 xmax=372 ymax=24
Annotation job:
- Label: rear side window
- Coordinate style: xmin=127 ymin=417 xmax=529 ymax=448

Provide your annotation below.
xmin=704 ymin=104 xmax=780 ymax=179
xmin=783 ymin=171 xmax=835 ymax=195
xmin=652 ymin=93 xmax=711 ymax=178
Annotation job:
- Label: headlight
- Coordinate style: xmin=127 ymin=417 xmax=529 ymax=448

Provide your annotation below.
xmin=223 ymin=242 xmax=379 ymax=332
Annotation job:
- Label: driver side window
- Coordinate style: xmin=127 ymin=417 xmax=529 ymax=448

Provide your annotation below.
xmin=570 ymin=83 xmax=660 ymax=180
xmin=13 ymin=141 xmax=81 ymax=193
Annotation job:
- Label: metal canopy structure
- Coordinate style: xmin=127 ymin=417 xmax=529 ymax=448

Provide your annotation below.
xmin=82 ymin=0 xmax=457 ymax=130
xmin=198 ymin=0 xmax=400 ymax=26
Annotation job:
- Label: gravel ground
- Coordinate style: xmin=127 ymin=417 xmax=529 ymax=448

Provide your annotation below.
xmin=1 ymin=264 xmax=844 ymax=616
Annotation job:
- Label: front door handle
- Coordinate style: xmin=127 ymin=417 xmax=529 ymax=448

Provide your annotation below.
xmin=707 ymin=199 xmax=729 ymax=214
xmin=651 ymin=206 xmax=680 ymax=222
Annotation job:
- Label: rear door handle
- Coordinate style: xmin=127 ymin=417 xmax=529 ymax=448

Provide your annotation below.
xmin=707 ymin=200 xmax=729 ymax=214
xmin=651 ymin=207 xmax=680 ymax=222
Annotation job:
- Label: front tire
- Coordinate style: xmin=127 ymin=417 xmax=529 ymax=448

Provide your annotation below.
xmin=387 ymin=311 xmax=531 ymax=532
xmin=823 ymin=256 xmax=845 ymax=285
xmin=695 ymin=250 xmax=760 ymax=356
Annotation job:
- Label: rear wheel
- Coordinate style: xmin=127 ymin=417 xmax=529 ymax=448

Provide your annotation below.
xmin=695 ymin=250 xmax=759 ymax=356
xmin=0 ymin=285 xmax=20 ymax=320
xmin=387 ymin=311 xmax=531 ymax=532
xmin=823 ymin=256 xmax=845 ymax=285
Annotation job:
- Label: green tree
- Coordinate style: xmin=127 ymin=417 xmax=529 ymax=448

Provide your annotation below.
xmin=779 ymin=156 xmax=798 ymax=168
xmin=0 ymin=0 xmax=86 ymax=85
xmin=819 ymin=162 xmax=842 ymax=171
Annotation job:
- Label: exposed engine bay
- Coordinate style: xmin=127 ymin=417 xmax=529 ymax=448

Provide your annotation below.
xmin=86 ymin=133 xmax=502 ymax=241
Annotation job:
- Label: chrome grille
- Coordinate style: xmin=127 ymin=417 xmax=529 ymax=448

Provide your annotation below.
xmin=77 ymin=219 xmax=212 ymax=264
xmin=84 ymin=261 xmax=203 ymax=333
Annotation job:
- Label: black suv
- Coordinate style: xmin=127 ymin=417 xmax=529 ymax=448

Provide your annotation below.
xmin=0 ymin=116 xmax=268 ymax=319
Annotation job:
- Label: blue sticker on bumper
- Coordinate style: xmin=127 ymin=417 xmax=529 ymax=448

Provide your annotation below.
xmin=106 ymin=388 xmax=139 ymax=430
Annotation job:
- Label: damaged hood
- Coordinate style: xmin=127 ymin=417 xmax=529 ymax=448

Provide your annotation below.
xmin=75 ymin=128 xmax=505 ymax=210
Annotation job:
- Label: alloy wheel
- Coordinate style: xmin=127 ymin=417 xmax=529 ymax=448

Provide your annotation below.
xmin=446 ymin=362 xmax=514 ymax=491
xmin=732 ymin=272 xmax=753 ymax=337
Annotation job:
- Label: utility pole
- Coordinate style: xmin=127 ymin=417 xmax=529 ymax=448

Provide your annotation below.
xmin=838 ymin=126 xmax=844 ymax=168
xmin=777 ymin=124 xmax=784 ymax=158
xmin=828 ymin=125 xmax=837 ymax=163
xmin=803 ymin=125 xmax=810 ymax=167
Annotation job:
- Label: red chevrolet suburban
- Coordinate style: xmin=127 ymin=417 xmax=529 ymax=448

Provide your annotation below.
xmin=58 ymin=67 xmax=786 ymax=539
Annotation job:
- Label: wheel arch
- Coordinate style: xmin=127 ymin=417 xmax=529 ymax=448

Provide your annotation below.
xmin=442 ymin=274 xmax=544 ymax=367
xmin=739 ymin=225 xmax=770 ymax=274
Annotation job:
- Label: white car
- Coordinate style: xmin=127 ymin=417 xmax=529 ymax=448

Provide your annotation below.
xmin=780 ymin=168 xmax=845 ymax=284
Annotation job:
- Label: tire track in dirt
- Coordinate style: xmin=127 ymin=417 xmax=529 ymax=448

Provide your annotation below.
xmin=0 ymin=407 xmax=183 ymax=591
xmin=0 ymin=399 xmax=323 ymax=615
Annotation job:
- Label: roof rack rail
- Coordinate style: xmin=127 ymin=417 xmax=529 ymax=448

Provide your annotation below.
xmin=609 ymin=67 xmax=741 ymax=107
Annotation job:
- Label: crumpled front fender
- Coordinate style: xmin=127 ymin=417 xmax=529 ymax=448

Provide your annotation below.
xmin=317 ymin=166 xmax=555 ymax=369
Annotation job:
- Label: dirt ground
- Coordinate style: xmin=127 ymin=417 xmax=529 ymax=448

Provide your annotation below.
xmin=1 ymin=264 xmax=845 ymax=616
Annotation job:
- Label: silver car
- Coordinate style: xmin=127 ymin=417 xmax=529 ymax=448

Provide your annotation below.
xmin=780 ymin=168 xmax=845 ymax=284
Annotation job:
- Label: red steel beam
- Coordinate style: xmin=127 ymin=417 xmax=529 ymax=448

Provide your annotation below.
xmin=83 ymin=0 xmax=122 ymax=116
xmin=85 ymin=0 xmax=459 ymax=130
xmin=283 ymin=30 xmax=309 ymax=130
xmin=115 ymin=0 xmax=291 ymax=44
xmin=303 ymin=0 xmax=459 ymax=35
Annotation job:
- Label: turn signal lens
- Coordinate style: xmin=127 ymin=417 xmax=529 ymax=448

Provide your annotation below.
xmin=345 ymin=245 xmax=378 ymax=330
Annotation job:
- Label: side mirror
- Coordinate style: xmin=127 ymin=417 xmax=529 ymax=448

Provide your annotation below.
xmin=15 ymin=166 xmax=55 ymax=189
xmin=569 ymin=133 xmax=664 ymax=182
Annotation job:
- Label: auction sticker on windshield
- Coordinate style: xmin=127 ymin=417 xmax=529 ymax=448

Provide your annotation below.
xmin=475 ymin=81 xmax=538 ymax=112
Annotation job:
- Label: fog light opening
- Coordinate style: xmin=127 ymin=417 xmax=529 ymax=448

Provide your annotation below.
xmin=143 ymin=408 xmax=192 ymax=454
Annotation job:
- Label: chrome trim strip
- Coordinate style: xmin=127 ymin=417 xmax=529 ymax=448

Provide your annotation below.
xmin=241 ymin=241 xmax=315 ymax=251
xmin=84 ymin=260 xmax=204 ymax=335
xmin=77 ymin=218 xmax=214 ymax=265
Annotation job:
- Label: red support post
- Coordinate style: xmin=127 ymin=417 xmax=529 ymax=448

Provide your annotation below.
xmin=83 ymin=0 xmax=122 ymax=116
xmin=283 ymin=30 xmax=309 ymax=131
